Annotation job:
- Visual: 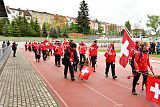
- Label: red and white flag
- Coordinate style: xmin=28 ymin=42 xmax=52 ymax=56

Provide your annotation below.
xmin=146 ymin=76 xmax=160 ymax=105
xmin=44 ymin=40 xmax=52 ymax=49
xmin=52 ymin=39 xmax=56 ymax=43
xmin=79 ymin=66 xmax=94 ymax=80
xmin=119 ymin=30 xmax=135 ymax=68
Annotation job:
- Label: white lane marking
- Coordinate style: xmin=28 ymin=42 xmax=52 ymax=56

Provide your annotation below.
xmin=22 ymin=50 xmax=69 ymax=107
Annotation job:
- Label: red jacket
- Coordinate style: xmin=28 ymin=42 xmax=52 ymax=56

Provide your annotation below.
xmin=34 ymin=44 xmax=39 ymax=50
xmin=105 ymin=50 xmax=116 ymax=63
xmin=42 ymin=44 xmax=46 ymax=51
xmin=28 ymin=44 xmax=32 ymax=47
xmin=54 ymin=44 xmax=63 ymax=55
xmin=78 ymin=44 xmax=87 ymax=54
xmin=63 ymin=44 xmax=70 ymax=51
xmin=89 ymin=44 xmax=98 ymax=56
xmin=133 ymin=51 xmax=152 ymax=71
xmin=129 ymin=46 xmax=139 ymax=64
xmin=25 ymin=44 xmax=27 ymax=47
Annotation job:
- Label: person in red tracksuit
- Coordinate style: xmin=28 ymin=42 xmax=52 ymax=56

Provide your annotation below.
xmin=28 ymin=43 xmax=32 ymax=52
xmin=42 ymin=42 xmax=47 ymax=61
xmin=132 ymin=42 xmax=153 ymax=95
xmin=24 ymin=42 xmax=28 ymax=51
xmin=104 ymin=44 xmax=117 ymax=79
xmin=34 ymin=42 xmax=40 ymax=62
xmin=89 ymin=41 xmax=98 ymax=72
xmin=129 ymin=40 xmax=141 ymax=85
xmin=54 ymin=41 xmax=63 ymax=67
xmin=78 ymin=40 xmax=87 ymax=63
xmin=63 ymin=41 xmax=70 ymax=52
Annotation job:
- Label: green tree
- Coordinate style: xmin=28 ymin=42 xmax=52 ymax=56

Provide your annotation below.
xmin=125 ymin=21 xmax=131 ymax=33
xmin=42 ymin=22 xmax=47 ymax=37
xmin=34 ymin=18 xmax=41 ymax=37
xmin=46 ymin=23 xmax=51 ymax=31
xmin=2 ymin=22 xmax=11 ymax=36
xmin=146 ymin=15 xmax=160 ymax=36
xmin=57 ymin=27 xmax=61 ymax=37
xmin=11 ymin=21 xmax=20 ymax=37
xmin=76 ymin=0 xmax=90 ymax=34
xmin=0 ymin=18 xmax=10 ymax=35
xmin=63 ymin=28 xmax=68 ymax=38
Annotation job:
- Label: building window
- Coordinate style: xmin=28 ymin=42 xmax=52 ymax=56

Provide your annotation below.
xmin=46 ymin=15 xmax=48 ymax=17
xmin=39 ymin=13 xmax=42 ymax=16
xmin=33 ymin=13 xmax=36 ymax=15
xmin=39 ymin=23 xmax=42 ymax=26
xmin=33 ymin=17 xmax=36 ymax=21
xmin=45 ymin=19 xmax=48 ymax=22
xmin=51 ymin=20 xmax=53 ymax=23
xmin=12 ymin=16 xmax=15 ymax=19
xmin=27 ymin=17 xmax=30 ymax=20
xmin=39 ymin=18 xmax=42 ymax=21
xmin=12 ymin=11 xmax=15 ymax=13
xmin=51 ymin=15 xmax=53 ymax=18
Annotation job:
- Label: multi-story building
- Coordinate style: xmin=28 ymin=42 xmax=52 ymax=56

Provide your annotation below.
xmin=53 ymin=14 xmax=66 ymax=29
xmin=6 ymin=6 xmax=32 ymax=22
xmin=28 ymin=10 xmax=54 ymax=28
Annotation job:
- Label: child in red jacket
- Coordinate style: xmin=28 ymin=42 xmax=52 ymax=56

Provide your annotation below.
xmin=132 ymin=42 xmax=153 ymax=95
xmin=104 ymin=44 xmax=117 ymax=79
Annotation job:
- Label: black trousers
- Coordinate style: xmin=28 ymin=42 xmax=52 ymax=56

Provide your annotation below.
xmin=13 ymin=50 xmax=16 ymax=57
xmin=25 ymin=47 xmax=27 ymax=51
xmin=157 ymin=49 xmax=159 ymax=54
xmin=42 ymin=50 xmax=47 ymax=61
xmin=73 ymin=64 xmax=77 ymax=71
xmin=91 ymin=56 xmax=96 ymax=69
xmin=28 ymin=47 xmax=31 ymax=52
xmin=80 ymin=54 xmax=86 ymax=62
xmin=55 ymin=55 xmax=61 ymax=65
xmin=49 ymin=49 xmax=52 ymax=56
xmin=64 ymin=62 xmax=74 ymax=78
xmin=132 ymin=71 xmax=148 ymax=90
xmin=105 ymin=62 xmax=116 ymax=77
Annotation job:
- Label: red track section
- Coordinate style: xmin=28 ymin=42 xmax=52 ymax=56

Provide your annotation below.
xmin=21 ymin=49 xmax=159 ymax=107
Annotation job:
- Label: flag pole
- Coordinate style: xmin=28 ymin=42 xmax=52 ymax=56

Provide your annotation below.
xmin=124 ymin=26 xmax=133 ymax=38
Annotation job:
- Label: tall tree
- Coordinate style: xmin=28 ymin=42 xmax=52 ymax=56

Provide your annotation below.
xmin=11 ymin=21 xmax=20 ymax=37
xmin=125 ymin=21 xmax=131 ymax=33
xmin=76 ymin=0 xmax=90 ymax=34
xmin=34 ymin=18 xmax=41 ymax=37
xmin=63 ymin=28 xmax=68 ymax=38
xmin=146 ymin=15 xmax=160 ymax=36
xmin=3 ymin=22 xmax=11 ymax=36
xmin=42 ymin=22 xmax=47 ymax=37
xmin=0 ymin=18 xmax=9 ymax=35
xmin=57 ymin=27 xmax=61 ymax=37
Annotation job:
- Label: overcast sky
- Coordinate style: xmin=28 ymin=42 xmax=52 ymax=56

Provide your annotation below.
xmin=4 ymin=0 xmax=160 ymax=30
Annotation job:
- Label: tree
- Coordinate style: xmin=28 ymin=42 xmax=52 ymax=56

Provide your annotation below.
xmin=34 ymin=18 xmax=41 ymax=37
xmin=46 ymin=23 xmax=51 ymax=31
xmin=42 ymin=22 xmax=47 ymax=37
xmin=76 ymin=0 xmax=90 ymax=34
xmin=3 ymin=22 xmax=11 ymax=36
xmin=63 ymin=28 xmax=68 ymax=38
xmin=125 ymin=21 xmax=131 ymax=32
xmin=0 ymin=18 xmax=10 ymax=35
xmin=57 ymin=27 xmax=61 ymax=37
xmin=68 ymin=22 xmax=78 ymax=33
xmin=95 ymin=19 xmax=103 ymax=34
xmin=146 ymin=15 xmax=160 ymax=36
xmin=50 ymin=27 xmax=57 ymax=38
xmin=133 ymin=23 xmax=140 ymax=37
xmin=11 ymin=21 xmax=20 ymax=37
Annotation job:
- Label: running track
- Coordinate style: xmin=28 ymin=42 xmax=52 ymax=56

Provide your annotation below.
xmin=21 ymin=49 xmax=159 ymax=107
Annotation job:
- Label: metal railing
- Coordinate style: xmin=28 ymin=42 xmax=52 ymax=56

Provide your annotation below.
xmin=0 ymin=46 xmax=11 ymax=63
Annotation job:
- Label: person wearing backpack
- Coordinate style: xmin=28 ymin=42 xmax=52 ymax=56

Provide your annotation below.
xmin=129 ymin=40 xmax=141 ymax=84
xmin=131 ymin=42 xmax=153 ymax=95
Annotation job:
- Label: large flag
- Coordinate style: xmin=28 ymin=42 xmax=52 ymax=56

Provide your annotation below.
xmin=119 ymin=30 xmax=136 ymax=68
xmin=146 ymin=76 xmax=160 ymax=105
xmin=44 ymin=40 xmax=52 ymax=49
xmin=79 ymin=66 xmax=94 ymax=80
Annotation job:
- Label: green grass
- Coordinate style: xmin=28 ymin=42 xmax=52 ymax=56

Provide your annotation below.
xmin=149 ymin=54 xmax=160 ymax=58
xmin=98 ymin=49 xmax=121 ymax=53
xmin=0 ymin=36 xmax=122 ymax=43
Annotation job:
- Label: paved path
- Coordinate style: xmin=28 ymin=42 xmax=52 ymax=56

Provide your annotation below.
xmin=22 ymin=49 xmax=159 ymax=107
xmin=0 ymin=50 xmax=59 ymax=107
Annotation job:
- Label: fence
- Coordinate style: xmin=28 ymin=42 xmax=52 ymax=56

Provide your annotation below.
xmin=0 ymin=46 xmax=11 ymax=63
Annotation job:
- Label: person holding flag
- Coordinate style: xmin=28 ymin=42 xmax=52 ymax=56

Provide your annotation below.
xmin=64 ymin=43 xmax=79 ymax=81
xmin=131 ymin=42 xmax=153 ymax=95
xmin=78 ymin=40 xmax=87 ymax=63
xmin=104 ymin=43 xmax=117 ymax=79
xmin=89 ymin=41 xmax=99 ymax=72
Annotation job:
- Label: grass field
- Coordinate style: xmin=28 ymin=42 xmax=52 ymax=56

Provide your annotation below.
xmin=149 ymin=54 xmax=160 ymax=58
xmin=0 ymin=36 xmax=121 ymax=43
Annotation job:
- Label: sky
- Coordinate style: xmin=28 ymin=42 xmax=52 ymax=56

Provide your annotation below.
xmin=4 ymin=0 xmax=160 ymax=30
